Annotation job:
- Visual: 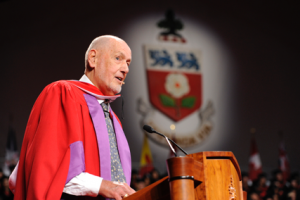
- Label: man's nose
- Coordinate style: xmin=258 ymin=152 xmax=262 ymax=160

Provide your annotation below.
xmin=121 ymin=62 xmax=129 ymax=74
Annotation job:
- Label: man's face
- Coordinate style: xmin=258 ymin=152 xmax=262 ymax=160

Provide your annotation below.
xmin=93 ymin=39 xmax=131 ymax=95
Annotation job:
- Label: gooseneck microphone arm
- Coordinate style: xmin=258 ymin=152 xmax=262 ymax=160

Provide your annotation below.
xmin=143 ymin=125 xmax=188 ymax=156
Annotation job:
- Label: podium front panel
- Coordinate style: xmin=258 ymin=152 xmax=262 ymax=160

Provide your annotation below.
xmin=204 ymin=158 xmax=242 ymax=200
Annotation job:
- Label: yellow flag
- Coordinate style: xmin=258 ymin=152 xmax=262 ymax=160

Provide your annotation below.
xmin=140 ymin=135 xmax=153 ymax=166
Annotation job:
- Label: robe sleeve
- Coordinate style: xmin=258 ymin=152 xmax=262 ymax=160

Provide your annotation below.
xmin=14 ymin=81 xmax=84 ymax=200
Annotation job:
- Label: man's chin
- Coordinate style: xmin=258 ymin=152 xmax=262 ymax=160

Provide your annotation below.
xmin=111 ymin=86 xmax=122 ymax=95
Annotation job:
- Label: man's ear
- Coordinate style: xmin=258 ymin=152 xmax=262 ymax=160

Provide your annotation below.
xmin=87 ymin=50 xmax=97 ymax=69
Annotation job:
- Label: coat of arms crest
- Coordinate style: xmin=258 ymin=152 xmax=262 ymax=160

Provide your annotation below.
xmin=144 ymin=44 xmax=202 ymax=122
xmin=138 ymin=10 xmax=214 ymax=148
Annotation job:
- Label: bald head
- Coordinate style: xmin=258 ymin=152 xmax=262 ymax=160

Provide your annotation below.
xmin=85 ymin=35 xmax=127 ymax=69
xmin=84 ymin=35 xmax=131 ymax=95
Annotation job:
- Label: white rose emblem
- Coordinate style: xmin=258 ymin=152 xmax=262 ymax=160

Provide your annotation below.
xmin=165 ymin=73 xmax=190 ymax=98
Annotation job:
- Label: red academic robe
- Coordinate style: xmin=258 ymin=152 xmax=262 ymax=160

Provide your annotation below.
xmin=13 ymin=80 xmax=127 ymax=200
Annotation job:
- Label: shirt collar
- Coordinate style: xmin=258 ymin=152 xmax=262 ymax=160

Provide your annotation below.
xmin=79 ymin=74 xmax=105 ymax=105
xmin=79 ymin=74 xmax=94 ymax=85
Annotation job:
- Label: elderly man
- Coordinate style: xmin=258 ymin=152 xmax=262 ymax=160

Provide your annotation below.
xmin=9 ymin=36 xmax=135 ymax=200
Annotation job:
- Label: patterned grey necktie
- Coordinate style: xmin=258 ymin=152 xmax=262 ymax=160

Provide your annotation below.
xmin=100 ymin=102 xmax=126 ymax=183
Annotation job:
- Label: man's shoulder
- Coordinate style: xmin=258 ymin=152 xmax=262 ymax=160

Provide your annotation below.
xmin=45 ymin=80 xmax=78 ymax=90
xmin=38 ymin=80 xmax=86 ymax=103
xmin=45 ymin=80 xmax=102 ymax=95
xmin=43 ymin=80 xmax=88 ymax=94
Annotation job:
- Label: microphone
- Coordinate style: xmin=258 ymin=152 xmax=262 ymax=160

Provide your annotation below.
xmin=143 ymin=125 xmax=188 ymax=156
xmin=143 ymin=125 xmax=155 ymax=133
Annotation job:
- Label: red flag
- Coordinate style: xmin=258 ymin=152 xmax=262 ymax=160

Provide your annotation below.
xmin=279 ymin=141 xmax=290 ymax=182
xmin=249 ymin=137 xmax=262 ymax=180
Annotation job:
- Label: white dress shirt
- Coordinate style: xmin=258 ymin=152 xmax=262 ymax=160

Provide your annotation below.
xmin=63 ymin=75 xmax=106 ymax=197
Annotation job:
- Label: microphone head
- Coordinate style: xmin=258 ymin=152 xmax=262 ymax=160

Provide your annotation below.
xmin=143 ymin=125 xmax=155 ymax=133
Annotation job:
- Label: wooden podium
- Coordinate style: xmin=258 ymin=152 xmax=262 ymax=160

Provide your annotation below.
xmin=126 ymin=151 xmax=247 ymax=200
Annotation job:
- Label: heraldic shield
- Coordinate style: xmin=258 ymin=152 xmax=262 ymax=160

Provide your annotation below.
xmin=144 ymin=44 xmax=202 ymax=122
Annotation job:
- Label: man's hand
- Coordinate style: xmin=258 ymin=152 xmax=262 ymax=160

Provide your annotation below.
xmin=99 ymin=180 xmax=136 ymax=200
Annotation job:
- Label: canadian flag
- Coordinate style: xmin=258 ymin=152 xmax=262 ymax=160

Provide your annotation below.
xmin=249 ymin=137 xmax=262 ymax=180
xmin=279 ymin=141 xmax=290 ymax=182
